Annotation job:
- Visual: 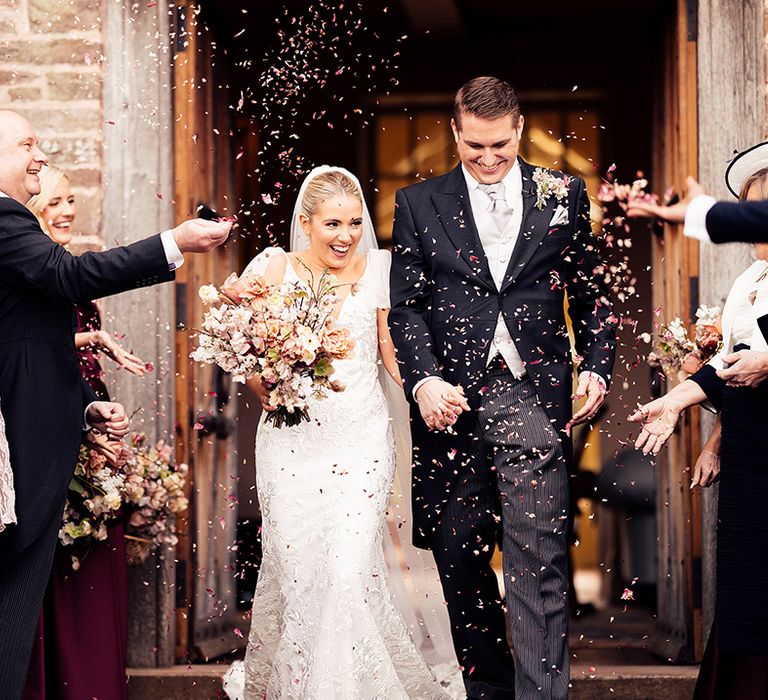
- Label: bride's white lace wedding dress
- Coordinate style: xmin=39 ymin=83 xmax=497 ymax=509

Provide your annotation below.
xmin=223 ymin=248 xmax=452 ymax=700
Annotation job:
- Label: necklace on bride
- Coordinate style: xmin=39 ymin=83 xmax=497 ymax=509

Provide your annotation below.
xmin=295 ymin=254 xmax=330 ymax=277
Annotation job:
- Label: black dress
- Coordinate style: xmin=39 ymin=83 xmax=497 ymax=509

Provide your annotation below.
xmin=690 ymin=366 xmax=768 ymax=699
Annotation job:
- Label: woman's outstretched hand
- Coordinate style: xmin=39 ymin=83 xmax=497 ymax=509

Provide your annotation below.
xmin=628 ymin=396 xmax=684 ymax=455
xmin=624 ymin=176 xmax=705 ymax=224
xmin=78 ymin=329 xmax=149 ymax=377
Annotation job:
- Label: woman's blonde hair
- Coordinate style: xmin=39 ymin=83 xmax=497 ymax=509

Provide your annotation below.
xmin=300 ymin=170 xmax=360 ymax=219
xmin=26 ymin=165 xmax=68 ymax=230
xmin=739 ymin=166 xmax=768 ymax=201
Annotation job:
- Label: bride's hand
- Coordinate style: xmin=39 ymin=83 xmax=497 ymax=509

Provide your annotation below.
xmin=628 ymin=396 xmax=684 ymax=455
xmin=415 ymin=379 xmax=470 ymax=431
xmin=247 ymin=374 xmax=277 ymax=412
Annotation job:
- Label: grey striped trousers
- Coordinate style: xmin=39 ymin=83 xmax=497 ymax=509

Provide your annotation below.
xmin=431 ymin=364 xmax=570 ymax=700
xmin=0 ymin=513 xmax=61 ymax=699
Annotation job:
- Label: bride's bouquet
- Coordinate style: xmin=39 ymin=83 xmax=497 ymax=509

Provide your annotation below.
xmin=645 ymin=305 xmax=723 ymax=381
xmin=191 ymin=263 xmax=356 ymax=428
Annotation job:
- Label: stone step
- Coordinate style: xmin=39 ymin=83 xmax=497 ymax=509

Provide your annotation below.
xmin=128 ymin=663 xmax=699 ymax=700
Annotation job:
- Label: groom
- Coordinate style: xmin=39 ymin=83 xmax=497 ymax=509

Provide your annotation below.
xmin=0 ymin=109 xmax=232 ymax=697
xmin=389 ymin=78 xmax=616 ymax=699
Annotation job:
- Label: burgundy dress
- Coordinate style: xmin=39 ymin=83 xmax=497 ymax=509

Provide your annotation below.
xmin=24 ymin=302 xmax=129 ymax=700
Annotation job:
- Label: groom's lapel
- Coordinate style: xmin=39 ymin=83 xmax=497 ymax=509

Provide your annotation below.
xmin=500 ymin=159 xmax=555 ymax=293
xmin=431 ymin=166 xmax=495 ymax=290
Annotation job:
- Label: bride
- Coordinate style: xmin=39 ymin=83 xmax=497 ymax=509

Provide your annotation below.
xmin=224 ymin=166 xmax=458 ymax=699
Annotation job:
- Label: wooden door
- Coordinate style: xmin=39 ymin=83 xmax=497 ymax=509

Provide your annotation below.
xmin=171 ymin=0 xmax=243 ymax=661
xmin=649 ymin=0 xmax=702 ymax=663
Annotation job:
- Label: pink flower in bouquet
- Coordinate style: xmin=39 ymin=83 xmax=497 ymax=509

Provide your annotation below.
xmin=230 ymin=330 xmax=252 ymax=357
xmin=149 ymin=486 xmax=168 ymax=511
xmin=129 ymin=510 xmax=149 ymax=527
xmin=237 ymin=274 xmax=270 ymax=302
xmin=282 ymin=324 xmax=320 ymax=363
xmin=155 ymin=440 xmax=173 ymax=463
xmin=321 ymin=326 xmax=356 ymax=360
xmin=123 ymin=473 xmax=145 ymax=501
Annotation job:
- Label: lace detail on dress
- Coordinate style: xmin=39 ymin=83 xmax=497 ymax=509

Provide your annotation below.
xmin=0 ymin=404 xmax=16 ymax=531
xmin=223 ymin=250 xmax=451 ymax=699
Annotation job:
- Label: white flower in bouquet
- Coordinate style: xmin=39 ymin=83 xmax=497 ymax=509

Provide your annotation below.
xmin=666 ymin=318 xmax=688 ymax=344
xmin=199 ymin=284 xmax=221 ymax=305
xmin=168 ymin=496 xmax=189 ymax=514
xmin=695 ymin=305 xmax=721 ymax=327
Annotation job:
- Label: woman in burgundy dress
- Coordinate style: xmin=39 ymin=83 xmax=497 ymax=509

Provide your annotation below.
xmin=23 ymin=167 xmax=149 ymax=699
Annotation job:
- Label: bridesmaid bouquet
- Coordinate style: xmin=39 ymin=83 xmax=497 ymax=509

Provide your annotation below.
xmin=122 ymin=433 xmax=189 ymax=565
xmin=58 ymin=435 xmax=133 ymax=566
xmin=192 ymin=265 xmax=355 ymax=428
xmin=58 ymin=432 xmax=188 ymax=568
xmin=645 ymin=305 xmax=723 ymax=381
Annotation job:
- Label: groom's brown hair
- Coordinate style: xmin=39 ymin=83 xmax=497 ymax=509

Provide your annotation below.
xmin=453 ymin=76 xmax=520 ymax=128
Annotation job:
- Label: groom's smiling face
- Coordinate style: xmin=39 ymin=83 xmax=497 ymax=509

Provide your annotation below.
xmin=451 ymin=112 xmax=524 ymax=185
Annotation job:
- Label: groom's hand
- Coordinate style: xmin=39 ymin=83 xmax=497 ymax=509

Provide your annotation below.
xmin=415 ymin=379 xmax=470 ymax=431
xmin=86 ymin=401 xmax=130 ymax=439
xmin=569 ymin=373 xmax=606 ymax=429
xmin=172 ymin=218 xmax=233 ymax=254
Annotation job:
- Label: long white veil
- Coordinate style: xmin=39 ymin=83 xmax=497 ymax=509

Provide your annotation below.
xmin=293 ymin=166 xmax=458 ymax=668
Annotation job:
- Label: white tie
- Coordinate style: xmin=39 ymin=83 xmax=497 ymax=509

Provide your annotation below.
xmin=478 ymin=182 xmax=513 ymax=232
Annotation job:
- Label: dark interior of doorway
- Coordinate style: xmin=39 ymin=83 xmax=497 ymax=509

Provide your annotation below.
xmin=200 ymin=0 xmax=672 ymax=665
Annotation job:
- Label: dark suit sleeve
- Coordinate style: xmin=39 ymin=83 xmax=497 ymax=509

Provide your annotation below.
xmin=388 ymin=188 xmax=443 ymax=397
xmin=687 ymin=364 xmax=724 ymax=412
xmin=564 ymin=177 xmax=617 ymax=386
xmin=0 ymin=199 xmax=174 ymax=303
xmin=758 ymin=313 xmax=768 ymax=346
xmin=80 ymin=375 xmax=99 ymax=429
xmin=706 ymin=200 xmax=768 ymax=244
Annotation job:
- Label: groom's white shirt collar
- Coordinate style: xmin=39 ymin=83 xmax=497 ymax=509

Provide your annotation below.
xmin=461 ymin=159 xmax=521 ymax=208
xmin=0 ymin=191 xmax=8 ymax=199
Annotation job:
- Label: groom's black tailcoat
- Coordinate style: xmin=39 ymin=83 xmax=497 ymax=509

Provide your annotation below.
xmin=389 ymin=160 xmax=616 ymax=549
xmin=0 ymin=197 xmax=174 ymax=555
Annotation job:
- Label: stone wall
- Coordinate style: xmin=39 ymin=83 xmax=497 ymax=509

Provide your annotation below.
xmin=0 ymin=0 xmax=103 ymax=249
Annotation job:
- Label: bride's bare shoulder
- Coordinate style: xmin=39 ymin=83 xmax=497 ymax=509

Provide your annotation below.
xmin=259 ymin=247 xmax=288 ymax=284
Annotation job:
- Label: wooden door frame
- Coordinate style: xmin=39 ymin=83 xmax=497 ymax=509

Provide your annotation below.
xmin=650 ymin=0 xmax=702 ymax=663
xmin=171 ymin=0 xmax=242 ymax=661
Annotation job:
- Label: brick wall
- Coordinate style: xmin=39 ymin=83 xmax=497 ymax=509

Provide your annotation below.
xmin=0 ymin=0 xmax=104 ymax=250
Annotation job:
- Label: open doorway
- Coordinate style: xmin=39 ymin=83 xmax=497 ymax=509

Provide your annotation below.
xmin=179 ymin=0 xmax=702 ymax=671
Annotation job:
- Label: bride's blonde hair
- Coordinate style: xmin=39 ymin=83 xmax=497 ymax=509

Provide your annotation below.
xmin=300 ymin=170 xmax=360 ymax=219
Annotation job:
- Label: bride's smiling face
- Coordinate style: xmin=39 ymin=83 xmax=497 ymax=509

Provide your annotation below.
xmin=300 ymin=195 xmax=364 ymax=270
